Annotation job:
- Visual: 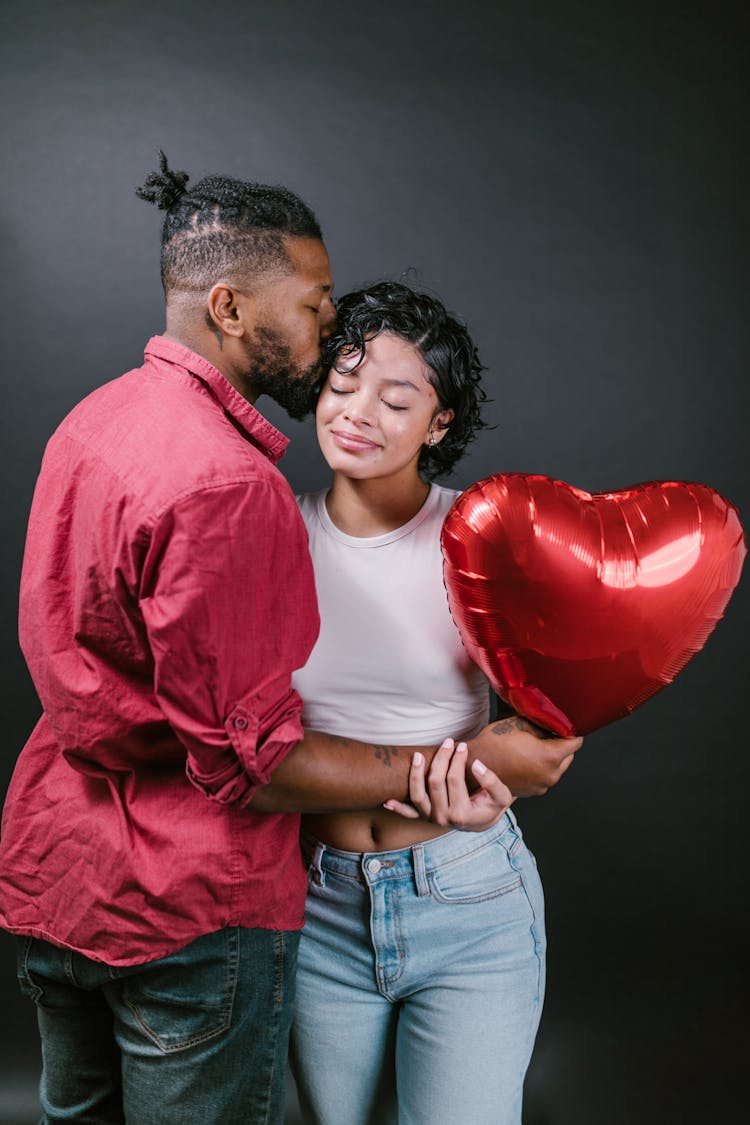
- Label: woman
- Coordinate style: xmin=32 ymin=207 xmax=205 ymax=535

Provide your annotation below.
xmin=290 ymin=282 xmax=546 ymax=1125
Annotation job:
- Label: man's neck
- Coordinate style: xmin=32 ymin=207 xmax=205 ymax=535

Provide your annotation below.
xmin=162 ymin=319 xmax=256 ymax=404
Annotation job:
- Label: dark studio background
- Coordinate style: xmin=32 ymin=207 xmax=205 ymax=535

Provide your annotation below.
xmin=1 ymin=1 xmax=748 ymax=1122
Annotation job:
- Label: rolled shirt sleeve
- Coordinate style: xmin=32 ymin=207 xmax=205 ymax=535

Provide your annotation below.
xmin=139 ymin=476 xmax=319 ymax=805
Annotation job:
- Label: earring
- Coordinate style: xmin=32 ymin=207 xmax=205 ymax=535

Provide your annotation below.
xmin=428 ymin=433 xmax=437 ymax=446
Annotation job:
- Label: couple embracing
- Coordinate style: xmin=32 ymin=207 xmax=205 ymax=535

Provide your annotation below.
xmin=0 ymin=154 xmax=581 ymax=1125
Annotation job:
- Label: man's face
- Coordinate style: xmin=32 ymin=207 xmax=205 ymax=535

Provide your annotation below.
xmin=240 ymin=237 xmax=336 ymax=419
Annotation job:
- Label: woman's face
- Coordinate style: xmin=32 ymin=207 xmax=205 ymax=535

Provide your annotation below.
xmin=315 ymin=332 xmax=453 ymax=483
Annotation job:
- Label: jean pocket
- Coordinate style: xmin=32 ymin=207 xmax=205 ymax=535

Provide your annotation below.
xmin=429 ymin=839 xmax=522 ymax=905
xmin=121 ymin=927 xmax=238 ymax=1053
xmin=16 ymin=936 xmax=45 ymax=1002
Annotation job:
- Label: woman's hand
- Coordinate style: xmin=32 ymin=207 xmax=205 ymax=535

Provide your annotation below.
xmin=384 ymin=738 xmax=512 ymax=831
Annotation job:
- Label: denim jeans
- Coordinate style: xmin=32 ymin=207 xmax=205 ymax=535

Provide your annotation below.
xmin=16 ymin=925 xmax=299 ymax=1125
xmin=289 ymin=810 xmax=545 ymax=1125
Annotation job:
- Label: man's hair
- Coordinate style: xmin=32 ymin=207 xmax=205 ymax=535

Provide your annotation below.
xmin=323 ymin=281 xmax=488 ymax=480
xmin=136 ymin=150 xmax=322 ymax=294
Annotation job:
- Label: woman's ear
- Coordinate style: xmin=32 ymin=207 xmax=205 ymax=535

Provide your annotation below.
xmin=427 ymin=408 xmax=454 ymax=445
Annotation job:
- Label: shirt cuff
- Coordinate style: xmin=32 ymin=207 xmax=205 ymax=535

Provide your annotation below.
xmin=185 ymin=689 xmax=304 ymax=807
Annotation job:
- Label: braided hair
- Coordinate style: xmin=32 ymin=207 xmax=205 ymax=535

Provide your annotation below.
xmin=136 ymin=151 xmax=322 ymax=294
xmin=324 ymin=281 xmax=488 ymax=480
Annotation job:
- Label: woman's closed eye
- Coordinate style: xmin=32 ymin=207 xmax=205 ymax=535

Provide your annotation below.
xmin=329 ymin=385 xmax=408 ymax=411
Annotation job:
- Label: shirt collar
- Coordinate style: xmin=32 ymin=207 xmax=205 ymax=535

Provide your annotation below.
xmin=143 ymin=335 xmax=290 ymax=464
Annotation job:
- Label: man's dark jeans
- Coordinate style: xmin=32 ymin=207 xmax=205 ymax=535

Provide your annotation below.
xmin=17 ymin=926 xmax=300 ymax=1124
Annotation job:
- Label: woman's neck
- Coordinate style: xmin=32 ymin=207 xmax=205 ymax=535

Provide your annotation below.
xmin=325 ymin=473 xmax=431 ymax=537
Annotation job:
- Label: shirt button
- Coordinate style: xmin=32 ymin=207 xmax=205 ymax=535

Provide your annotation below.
xmin=233 ymin=716 xmax=248 ymax=731
xmin=366 ymin=858 xmax=381 ymax=875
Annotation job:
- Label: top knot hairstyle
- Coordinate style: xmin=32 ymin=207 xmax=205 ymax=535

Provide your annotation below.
xmin=324 ymin=281 xmax=489 ymax=480
xmin=135 ymin=150 xmax=322 ymax=294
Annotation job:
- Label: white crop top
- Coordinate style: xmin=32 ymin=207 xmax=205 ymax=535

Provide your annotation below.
xmin=292 ymin=484 xmax=490 ymax=744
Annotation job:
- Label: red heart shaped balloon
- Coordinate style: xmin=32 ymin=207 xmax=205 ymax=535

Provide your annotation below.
xmin=441 ymin=474 xmax=746 ymax=736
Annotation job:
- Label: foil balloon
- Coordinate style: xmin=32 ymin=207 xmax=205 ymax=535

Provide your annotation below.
xmin=441 ymin=474 xmax=746 ymax=736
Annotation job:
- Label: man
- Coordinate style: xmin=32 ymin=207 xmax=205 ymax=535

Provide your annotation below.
xmin=0 ymin=153 xmax=581 ymax=1124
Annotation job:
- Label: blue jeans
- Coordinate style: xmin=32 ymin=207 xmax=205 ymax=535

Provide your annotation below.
xmin=17 ymin=926 xmax=300 ymax=1124
xmin=289 ymin=810 xmax=545 ymax=1125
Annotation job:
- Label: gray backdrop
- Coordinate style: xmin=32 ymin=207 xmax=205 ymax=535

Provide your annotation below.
xmin=1 ymin=1 xmax=748 ymax=1122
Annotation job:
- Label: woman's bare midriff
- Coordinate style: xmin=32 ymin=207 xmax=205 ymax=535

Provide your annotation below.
xmin=302 ymin=808 xmax=451 ymax=853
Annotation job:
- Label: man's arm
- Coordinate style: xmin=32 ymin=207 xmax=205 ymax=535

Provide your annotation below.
xmin=249 ymin=720 xmax=582 ymax=813
xmin=140 ymin=478 xmax=321 ymax=807
xmin=248 ymin=729 xmax=423 ymax=812
xmin=140 ymin=479 xmax=451 ymax=814
xmin=141 ymin=480 xmax=580 ymax=816
xmin=466 ymin=715 xmax=582 ymax=797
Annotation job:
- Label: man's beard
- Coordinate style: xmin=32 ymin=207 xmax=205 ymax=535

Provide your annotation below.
xmin=250 ymin=325 xmax=324 ymax=421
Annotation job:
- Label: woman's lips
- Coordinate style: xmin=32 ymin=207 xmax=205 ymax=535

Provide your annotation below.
xmin=330 ymin=430 xmax=379 ymax=451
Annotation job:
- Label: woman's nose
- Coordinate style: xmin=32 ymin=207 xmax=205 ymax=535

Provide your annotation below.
xmin=343 ymin=395 xmax=375 ymax=426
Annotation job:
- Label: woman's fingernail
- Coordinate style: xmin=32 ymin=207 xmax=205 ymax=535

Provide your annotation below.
xmin=456 ymin=742 xmax=468 ymax=753
xmin=413 ymin=751 xmax=424 ymax=766
xmin=441 ymin=738 xmax=454 ymax=749
xmin=472 ymin=759 xmax=487 ymax=777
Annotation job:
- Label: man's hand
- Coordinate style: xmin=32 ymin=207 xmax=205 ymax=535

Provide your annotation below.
xmin=384 ymin=738 xmax=512 ymax=831
xmin=466 ymin=715 xmax=582 ymax=798
xmin=249 ymin=714 xmax=581 ymax=816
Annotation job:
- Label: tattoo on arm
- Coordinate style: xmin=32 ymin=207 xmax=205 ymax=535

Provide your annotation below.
xmin=491 ymin=716 xmax=551 ymax=739
xmin=373 ymin=744 xmax=399 ymax=768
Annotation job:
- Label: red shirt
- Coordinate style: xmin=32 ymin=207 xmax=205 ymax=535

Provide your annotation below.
xmin=0 ymin=337 xmax=319 ymax=965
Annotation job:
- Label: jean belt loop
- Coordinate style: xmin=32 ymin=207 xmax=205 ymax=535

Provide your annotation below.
xmin=310 ymin=841 xmax=327 ymax=887
xmin=412 ymin=844 xmax=430 ymax=897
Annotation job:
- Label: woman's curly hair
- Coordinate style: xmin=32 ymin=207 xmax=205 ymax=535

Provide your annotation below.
xmin=322 ymin=281 xmax=488 ymax=480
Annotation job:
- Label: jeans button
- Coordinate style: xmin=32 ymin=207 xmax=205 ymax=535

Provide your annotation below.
xmin=366 ymin=858 xmax=381 ymax=875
